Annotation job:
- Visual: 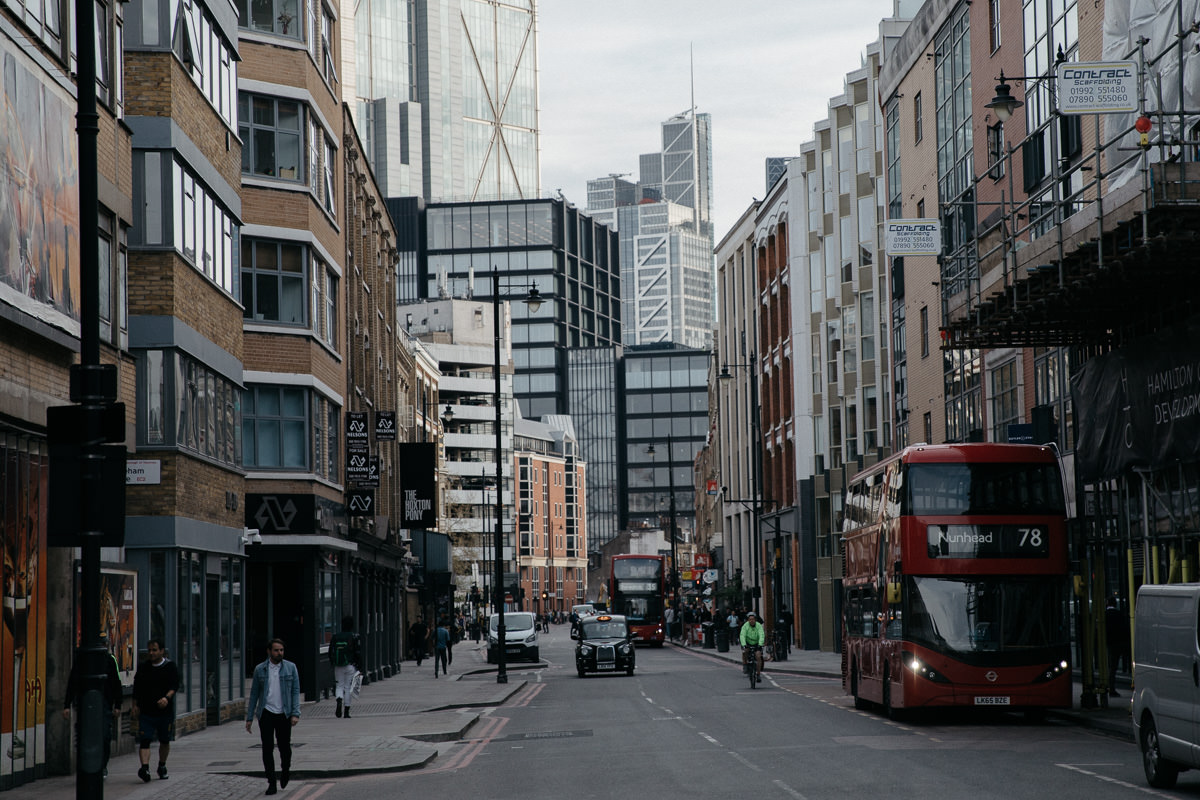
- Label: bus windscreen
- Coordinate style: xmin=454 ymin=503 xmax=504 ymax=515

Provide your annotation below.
xmin=904 ymin=462 xmax=1065 ymax=516
xmin=903 ymin=575 xmax=1068 ymax=665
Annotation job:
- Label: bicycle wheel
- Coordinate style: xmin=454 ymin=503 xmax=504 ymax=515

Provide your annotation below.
xmin=748 ymin=659 xmax=757 ymax=689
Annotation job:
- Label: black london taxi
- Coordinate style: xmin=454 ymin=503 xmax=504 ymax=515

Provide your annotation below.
xmin=574 ymin=614 xmax=636 ymax=677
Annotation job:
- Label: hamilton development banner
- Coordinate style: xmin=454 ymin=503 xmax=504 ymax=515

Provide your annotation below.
xmin=398 ymin=443 xmax=438 ymax=528
xmin=1071 ymin=317 xmax=1200 ymax=482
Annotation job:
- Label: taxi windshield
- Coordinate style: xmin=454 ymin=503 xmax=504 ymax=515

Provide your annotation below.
xmin=581 ymin=621 xmax=627 ymax=639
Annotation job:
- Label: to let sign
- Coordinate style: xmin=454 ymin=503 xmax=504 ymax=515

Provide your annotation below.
xmin=885 ymin=219 xmax=941 ymax=256
xmin=1057 ymin=61 xmax=1138 ymax=114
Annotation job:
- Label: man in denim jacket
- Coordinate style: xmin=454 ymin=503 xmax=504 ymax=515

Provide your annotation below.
xmin=245 ymin=639 xmax=301 ymax=795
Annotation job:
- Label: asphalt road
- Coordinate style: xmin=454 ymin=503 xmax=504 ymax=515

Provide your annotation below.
xmin=304 ymin=627 xmax=1188 ymax=800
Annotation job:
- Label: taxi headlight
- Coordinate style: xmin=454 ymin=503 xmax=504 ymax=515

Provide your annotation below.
xmin=618 ymin=642 xmax=632 ymax=655
xmin=579 ymin=645 xmax=594 ymax=656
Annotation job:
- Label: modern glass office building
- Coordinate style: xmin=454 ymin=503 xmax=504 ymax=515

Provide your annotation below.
xmin=391 ymin=198 xmax=624 ymax=553
xmin=622 ymin=345 xmax=711 ymax=540
xmin=420 ymin=199 xmax=621 ymax=419
xmin=349 ymin=0 xmax=540 ymax=203
xmin=567 ymin=347 xmax=623 ymax=553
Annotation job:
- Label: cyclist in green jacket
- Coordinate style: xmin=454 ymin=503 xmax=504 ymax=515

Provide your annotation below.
xmin=739 ymin=611 xmax=766 ymax=647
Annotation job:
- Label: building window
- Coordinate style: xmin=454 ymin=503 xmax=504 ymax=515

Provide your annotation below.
xmin=913 ymin=91 xmax=923 ymax=144
xmin=920 ymin=306 xmax=929 ymax=357
xmin=174 ymin=0 xmax=237 ymax=128
xmin=323 ymin=139 xmax=337 ymax=216
xmin=239 ymin=94 xmax=303 ymax=180
xmin=885 ymin=99 xmax=902 ymax=219
xmin=96 ymin=210 xmax=127 ymax=347
xmin=171 ymin=158 xmax=237 ymax=294
xmin=991 ymin=359 xmax=1020 ymax=441
xmin=13 ymin=0 xmax=64 ymax=57
xmin=312 ymin=394 xmax=338 ymax=482
xmin=1034 ymin=346 xmax=1075 ymax=449
xmin=140 ymin=350 xmax=241 ymax=467
xmin=989 ymin=0 xmax=1002 ymax=51
xmin=236 ymin=0 xmax=302 ymax=39
xmin=923 ymin=412 xmax=933 ymax=444
xmin=987 ymin=122 xmax=1005 ymax=180
xmin=320 ymin=6 xmax=338 ymax=85
xmin=241 ymin=238 xmax=307 ymax=325
xmin=242 ymin=385 xmax=310 ymax=469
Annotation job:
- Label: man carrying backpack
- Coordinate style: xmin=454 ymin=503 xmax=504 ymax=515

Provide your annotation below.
xmin=328 ymin=616 xmax=361 ymax=719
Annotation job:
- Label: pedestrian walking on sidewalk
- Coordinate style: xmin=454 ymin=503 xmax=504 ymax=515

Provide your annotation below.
xmin=131 ymin=639 xmax=179 ymax=783
xmin=246 ymin=639 xmax=301 ymax=796
xmin=62 ymin=636 xmax=123 ymax=780
xmin=408 ymin=617 xmax=428 ymax=665
xmin=329 ymin=615 xmax=361 ymax=719
xmin=433 ymin=618 xmax=450 ymax=678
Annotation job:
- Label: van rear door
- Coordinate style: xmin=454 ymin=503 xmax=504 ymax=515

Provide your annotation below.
xmin=1147 ymin=589 xmax=1200 ymax=763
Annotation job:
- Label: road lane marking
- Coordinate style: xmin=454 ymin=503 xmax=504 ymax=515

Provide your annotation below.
xmin=1056 ymin=763 xmax=1171 ymax=796
xmin=773 ymin=779 xmax=808 ymax=799
xmin=699 ymin=732 xmax=722 ymax=747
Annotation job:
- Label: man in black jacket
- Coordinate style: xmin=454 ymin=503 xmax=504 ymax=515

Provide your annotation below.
xmin=62 ymin=638 xmax=123 ymax=779
xmin=329 ymin=616 xmax=362 ymax=718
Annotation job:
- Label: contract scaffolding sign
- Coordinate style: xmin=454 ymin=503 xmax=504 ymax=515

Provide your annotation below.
xmin=1056 ymin=61 xmax=1138 ymax=115
xmin=885 ymin=219 xmax=941 ymax=256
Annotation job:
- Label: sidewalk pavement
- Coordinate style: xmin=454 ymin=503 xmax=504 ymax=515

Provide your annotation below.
xmin=667 ymin=636 xmax=1134 ymax=742
xmin=24 ymin=641 xmax=530 ymax=800
xmin=26 ymin=634 xmax=1135 ymax=799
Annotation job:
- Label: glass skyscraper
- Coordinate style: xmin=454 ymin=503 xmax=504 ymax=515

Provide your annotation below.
xmin=349 ymin=0 xmax=540 ymax=203
xmin=587 ymin=111 xmax=714 ymax=349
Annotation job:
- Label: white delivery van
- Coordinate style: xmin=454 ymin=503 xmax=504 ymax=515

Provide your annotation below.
xmin=486 ymin=612 xmax=539 ymax=663
xmin=1133 ymin=583 xmax=1200 ymax=788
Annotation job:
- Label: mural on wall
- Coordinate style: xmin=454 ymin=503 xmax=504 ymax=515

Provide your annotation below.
xmin=75 ymin=568 xmax=138 ymax=687
xmin=1 ymin=438 xmax=49 ymax=787
xmin=1 ymin=32 xmax=80 ymax=330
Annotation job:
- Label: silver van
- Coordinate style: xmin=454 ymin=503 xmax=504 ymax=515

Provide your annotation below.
xmin=1133 ymin=583 xmax=1200 ymax=788
xmin=486 ymin=612 xmax=539 ymax=663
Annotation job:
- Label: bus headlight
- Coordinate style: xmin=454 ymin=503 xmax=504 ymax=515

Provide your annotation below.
xmin=1033 ymin=659 xmax=1070 ymax=683
xmin=906 ymin=654 xmax=949 ymax=683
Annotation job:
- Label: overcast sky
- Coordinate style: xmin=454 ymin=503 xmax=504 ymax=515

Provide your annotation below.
xmin=537 ymin=1 xmax=895 ymax=240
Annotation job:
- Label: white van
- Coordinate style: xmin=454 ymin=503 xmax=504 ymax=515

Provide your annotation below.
xmin=486 ymin=612 xmax=539 ymax=663
xmin=1133 ymin=583 xmax=1200 ymax=788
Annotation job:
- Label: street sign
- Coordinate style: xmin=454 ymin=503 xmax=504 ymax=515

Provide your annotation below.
xmin=885 ymin=219 xmax=941 ymax=256
xmin=375 ymin=411 xmax=397 ymax=441
xmin=346 ymin=411 xmax=370 ymax=453
xmin=346 ymin=452 xmax=370 ymax=481
xmin=1057 ymin=61 xmax=1138 ymax=115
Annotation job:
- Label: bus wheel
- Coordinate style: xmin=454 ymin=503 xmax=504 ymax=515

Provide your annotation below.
xmin=851 ymin=665 xmax=868 ymax=710
xmin=1142 ymin=716 xmax=1180 ymax=789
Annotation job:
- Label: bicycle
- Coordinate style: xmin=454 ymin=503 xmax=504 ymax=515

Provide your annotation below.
xmin=743 ymin=645 xmax=763 ymax=689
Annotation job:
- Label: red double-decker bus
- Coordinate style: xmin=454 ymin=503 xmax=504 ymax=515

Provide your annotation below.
xmin=841 ymin=443 xmax=1071 ymax=717
xmin=610 ymin=554 xmax=666 ymax=646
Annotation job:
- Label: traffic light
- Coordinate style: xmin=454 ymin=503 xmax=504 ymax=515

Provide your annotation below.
xmin=541 ymin=590 xmax=548 ymax=601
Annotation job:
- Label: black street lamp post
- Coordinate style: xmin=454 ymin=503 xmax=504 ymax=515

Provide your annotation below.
xmin=442 ymin=270 xmax=540 ymax=684
xmin=488 ymin=268 xmax=542 ymax=684
xmin=719 ymin=354 xmax=765 ymax=618
xmin=648 ymin=437 xmax=680 ymax=640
